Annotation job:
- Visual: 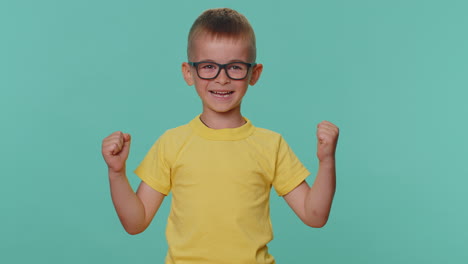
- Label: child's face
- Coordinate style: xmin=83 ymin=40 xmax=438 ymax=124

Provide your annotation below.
xmin=182 ymin=34 xmax=262 ymax=116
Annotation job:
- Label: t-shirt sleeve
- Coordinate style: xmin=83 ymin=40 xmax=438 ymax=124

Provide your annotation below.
xmin=134 ymin=134 xmax=171 ymax=195
xmin=272 ymin=136 xmax=310 ymax=196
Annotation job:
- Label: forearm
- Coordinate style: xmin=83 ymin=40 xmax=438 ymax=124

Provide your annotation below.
xmin=304 ymin=159 xmax=336 ymax=227
xmin=108 ymin=170 xmax=146 ymax=234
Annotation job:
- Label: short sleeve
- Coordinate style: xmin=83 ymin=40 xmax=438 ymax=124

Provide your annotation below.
xmin=272 ymin=136 xmax=310 ymax=196
xmin=134 ymin=134 xmax=171 ymax=195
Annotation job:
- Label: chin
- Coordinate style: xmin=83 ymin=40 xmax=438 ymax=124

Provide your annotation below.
xmin=207 ymin=104 xmax=241 ymax=114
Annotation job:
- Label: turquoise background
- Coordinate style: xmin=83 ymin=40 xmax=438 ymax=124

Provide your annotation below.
xmin=1 ymin=0 xmax=467 ymax=263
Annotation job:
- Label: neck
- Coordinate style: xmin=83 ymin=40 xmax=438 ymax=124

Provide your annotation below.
xmin=200 ymin=109 xmax=246 ymax=129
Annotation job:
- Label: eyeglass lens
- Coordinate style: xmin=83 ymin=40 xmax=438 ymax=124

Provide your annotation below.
xmin=196 ymin=62 xmax=249 ymax=80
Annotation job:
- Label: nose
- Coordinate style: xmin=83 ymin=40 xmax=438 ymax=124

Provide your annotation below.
xmin=215 ymin=66 xmax=230 ymax=85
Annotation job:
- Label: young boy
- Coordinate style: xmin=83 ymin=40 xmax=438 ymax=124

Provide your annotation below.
xmin=102 ymin=8 xmax=339 ymax=264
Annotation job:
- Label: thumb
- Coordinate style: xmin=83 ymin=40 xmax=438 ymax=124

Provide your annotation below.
xmin=121 ymin=133 xmax=131 ymax=154
xmin=317 ymin=128 xmax=324 ymax=145
xmin=123 ymin=133 xmax=131 ymax=144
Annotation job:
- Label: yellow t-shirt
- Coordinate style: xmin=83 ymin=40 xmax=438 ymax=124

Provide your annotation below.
xmin=135 ymin=115 xmax=310 ymax=264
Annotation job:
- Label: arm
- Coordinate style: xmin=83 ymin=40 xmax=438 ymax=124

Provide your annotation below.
xmin=283 ymin=121 xmax=339 ymax=228
xmin=102 ymin=132 xmax=165 ymax=235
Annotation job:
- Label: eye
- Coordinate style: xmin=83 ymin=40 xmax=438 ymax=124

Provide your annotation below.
xmin=199 ymin=63 xmax=217 ymax=70
xmin=228 ymin=63 xmax=245 ymax=71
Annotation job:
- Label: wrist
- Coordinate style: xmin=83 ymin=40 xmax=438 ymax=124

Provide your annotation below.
xmin=318 ymin=157 xmax=335 ymax=168
xmin=108 ymin=168 xmax=127 ymax=179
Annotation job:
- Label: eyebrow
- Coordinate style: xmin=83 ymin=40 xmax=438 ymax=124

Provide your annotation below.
xmin=194 ymin=59 xmax=250 ymax=63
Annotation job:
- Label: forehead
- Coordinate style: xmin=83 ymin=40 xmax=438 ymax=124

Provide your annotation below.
xmin=190 ymin=33 xmax=253 ymax=63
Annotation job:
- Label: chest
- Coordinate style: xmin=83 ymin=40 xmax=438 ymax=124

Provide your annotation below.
xmin=170 ymin=139 xmax=275 ymax=200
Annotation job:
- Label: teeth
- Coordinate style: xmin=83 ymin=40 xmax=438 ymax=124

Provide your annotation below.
xmin=210 ymin=91 xmax=233 ymax=97
xmin=211 ymin=91 xmax=233 ymax=94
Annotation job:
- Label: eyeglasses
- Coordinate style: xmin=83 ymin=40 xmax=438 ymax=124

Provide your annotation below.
xmin=188 ymin=61 xmax=256 ymax=80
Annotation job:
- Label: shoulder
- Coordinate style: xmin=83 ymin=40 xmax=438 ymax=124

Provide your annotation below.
xmin=249 ymin=125 xmax=299 ymax=155
xmin=151 ymin=123 xmax=194 ymax=164
xmin=252 ymin=126 xmax=283 ymax=141
xmin=157 ymin=123 xmax=194 ymax=148
xmin=247 ymin=126 xmax=285 ymax=151
xmin=254 ymin=126 xmax=280 ymax=136
xmin=162 ymin=123 xmax=192 ymax=139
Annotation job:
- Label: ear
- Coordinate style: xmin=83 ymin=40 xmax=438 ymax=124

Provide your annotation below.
xmin=182 ymin=62 xmax=194 ymax=86
xmin=249 ymin=63 xmax=263 ymax=86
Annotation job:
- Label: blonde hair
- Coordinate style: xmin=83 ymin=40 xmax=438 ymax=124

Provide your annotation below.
xmin=187 ymin=8 xmax=256 ymax=62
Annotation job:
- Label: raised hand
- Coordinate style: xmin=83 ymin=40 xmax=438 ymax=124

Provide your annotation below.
xmin=102 ymin=131 xmax=131 ymax=173
xmin=316 ymin=121 xmax=339 ymax=163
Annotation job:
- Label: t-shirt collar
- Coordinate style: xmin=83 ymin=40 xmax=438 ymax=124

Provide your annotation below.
xmin=189 ymin=114 xmax=254 ymax=141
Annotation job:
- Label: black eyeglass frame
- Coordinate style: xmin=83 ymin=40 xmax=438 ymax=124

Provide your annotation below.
xmin=188 ymin=61 xmax=257 ymax=80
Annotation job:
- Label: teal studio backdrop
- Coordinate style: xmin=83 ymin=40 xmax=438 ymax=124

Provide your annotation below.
xmin=1 ymin=0 xmax=467 ymax=263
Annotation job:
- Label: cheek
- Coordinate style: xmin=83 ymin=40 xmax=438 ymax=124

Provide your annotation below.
xmin=238 ymin=82 xmax=249 ymax=92
xmin=194 ymin=80 xmax=210 ymax=94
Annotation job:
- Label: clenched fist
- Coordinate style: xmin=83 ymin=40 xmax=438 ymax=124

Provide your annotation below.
xmin=316 ymin=121 xmax=339 ymax=163
xmin=102 ymin=131 xmax=131 ymax=173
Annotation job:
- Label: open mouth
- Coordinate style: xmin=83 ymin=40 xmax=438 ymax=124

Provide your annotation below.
xmin=209 ymin=91 xmax=234 ymax=98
